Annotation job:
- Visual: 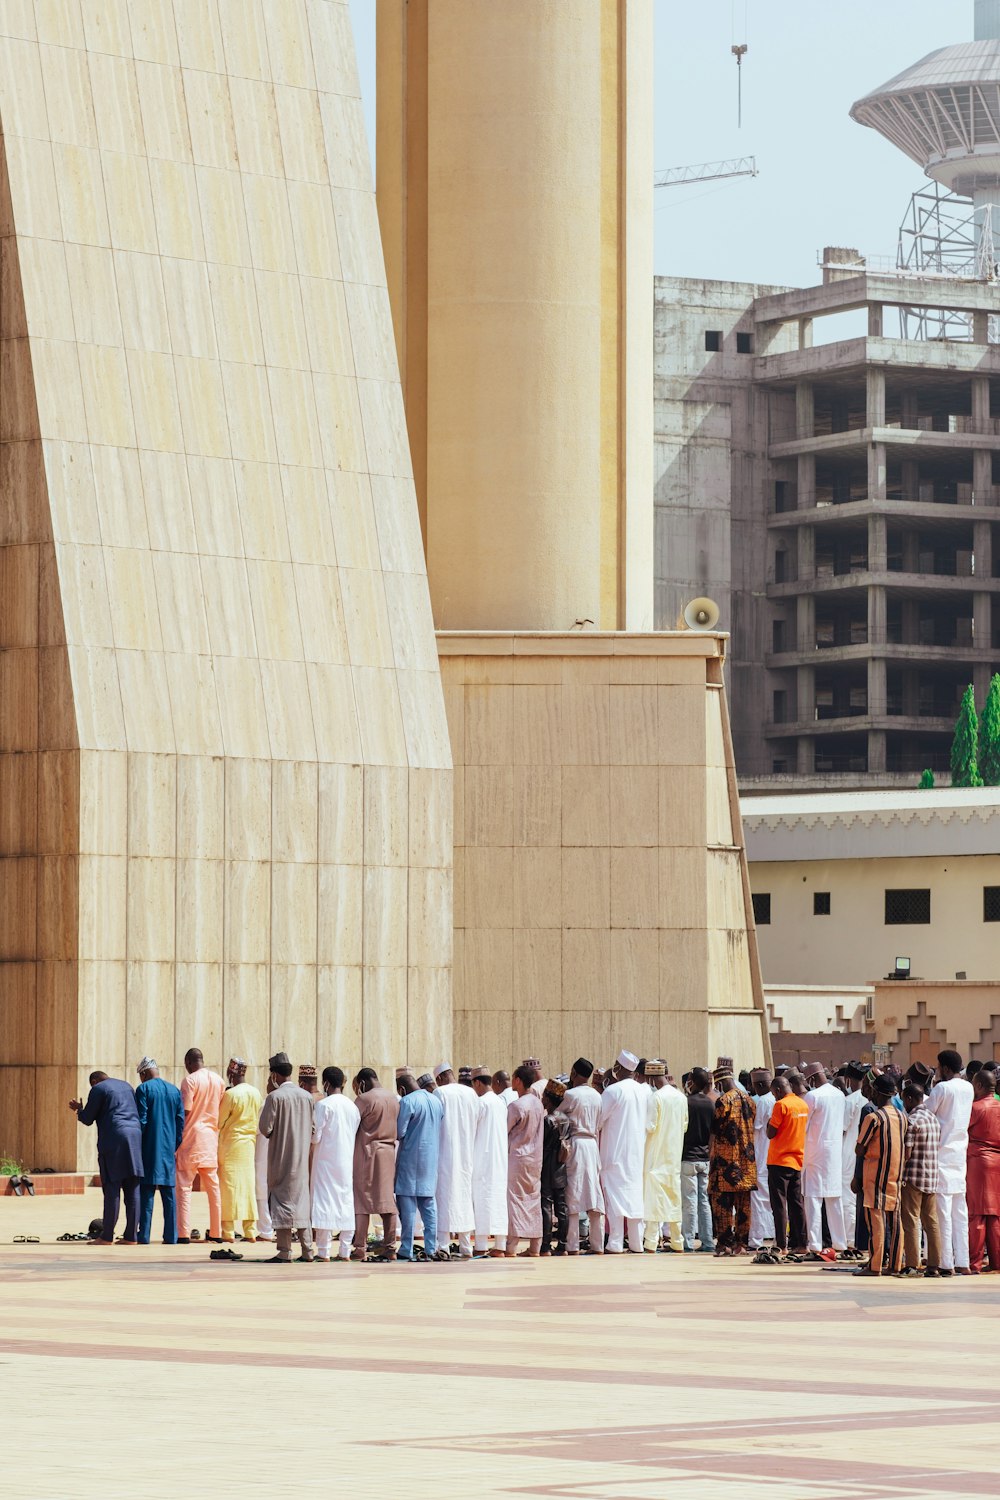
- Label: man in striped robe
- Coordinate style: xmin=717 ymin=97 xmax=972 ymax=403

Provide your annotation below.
xmin=852 ymin=1072 xmax=907 ymax=1277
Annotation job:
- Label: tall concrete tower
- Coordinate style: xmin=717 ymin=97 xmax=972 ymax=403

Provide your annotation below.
xmin=376 ymin=1 xmax=653 ymax=632
xmin=851 ymin=0 xmax=1000 ymax=255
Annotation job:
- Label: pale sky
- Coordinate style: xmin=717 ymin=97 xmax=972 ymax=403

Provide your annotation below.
xmin=347 ymin=0 xmax=969 ymax=291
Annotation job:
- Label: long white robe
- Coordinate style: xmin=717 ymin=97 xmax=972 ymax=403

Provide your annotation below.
xmin=643 ymin=1084 xmax=686 ymax=1225
xmin=435 ymin=1081 xmax=480 ymax=1233
xmin=473 ymin=1089 xmax=507 ymax=1235
xmin=750 ymin=1090 xmax=775 ymax=1245
xmin=802 ymin=1082 xmax=846 ymax=1198
xmin=559 ymin=1085 xmax=604 ymax=1214
xmin=926 ymin=1077 xmax=974 ymax=1193
xmin=254 ymin=1128 xmax=272 ymax=1236
xmin=311 ymin=1093 xmax=360 ymax=1231
xmin=598 ymin=1079 xmax=647 ymax=1220
xmin=841 ymin=1088 xmax=866 ymax=1182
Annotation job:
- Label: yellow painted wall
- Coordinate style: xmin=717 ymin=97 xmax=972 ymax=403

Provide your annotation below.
xmin=751 ymin=855 xmax=1000 ymax=987
xmin=378 ymin=0 xmax=653 ymax=633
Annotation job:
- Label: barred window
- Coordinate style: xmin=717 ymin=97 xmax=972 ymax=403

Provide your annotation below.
xmin=752 ymin=892 xmax=771 ymax=925
xmin=885 ymin=889 xmax=930 ymax=925
xmin=813 ymin=892 xmax=831 ymax=915
xmin=985 ymin=887 xmax=1000 ymax=922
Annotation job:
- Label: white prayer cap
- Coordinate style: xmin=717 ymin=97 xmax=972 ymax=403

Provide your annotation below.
xmin=136 ymin=1056 xmax=156 ymax=1074
xmin=433 ymin=1061 xmax=452 ymax=1079
xmin=616 ymin=1049 xmax=639 ymax=1071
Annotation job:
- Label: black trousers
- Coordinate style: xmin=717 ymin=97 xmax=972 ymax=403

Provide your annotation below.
xmin=102 ymin=1174 xmax=141 ymax=1243
xmin=541 ymin=1186 xmax=569 ymax=1253
xmin=767 ymin=1165 xmax=806 ymax=1252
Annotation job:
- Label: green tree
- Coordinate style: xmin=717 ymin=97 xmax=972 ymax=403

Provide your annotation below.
xmin=918 ymin=768 xmax=935 ymax=789
xmin=979 ymin=673 xmax=1000 ymax=787
xmin=951 ymin=684 xmax=984 ymax=787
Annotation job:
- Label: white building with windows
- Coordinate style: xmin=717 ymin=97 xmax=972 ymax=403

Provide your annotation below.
xmin=744 ymin=788 xmax=1000 ymax=988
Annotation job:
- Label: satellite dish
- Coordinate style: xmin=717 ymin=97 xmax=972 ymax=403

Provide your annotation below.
xmin=677 ymin=596 xmax=721 ymax=632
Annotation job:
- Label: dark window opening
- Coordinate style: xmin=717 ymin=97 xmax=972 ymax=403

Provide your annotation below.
xmin=885 ymin=888 xmax=930 ymax=925
xmin=772 ymin=619 xmax=785 ymax=653
xmin=705 ymin=330 xmax=722 ymax=352
xmin=752 ymin=892 xmax=771 ymax=925
xmin=774 ymin=550 xmax=788 ymax=583
xmin=771 ymin=758 xmax=788 ymax=774
xmin=772 ymin=690 xmax=787 ymax=724
xmin=813 ymin=891 xmax=831 ymax=916
xmin=985 ymin=886 xmax=1000 ymax=922
xmin=736 ymin=331 xmax=753 ymax=354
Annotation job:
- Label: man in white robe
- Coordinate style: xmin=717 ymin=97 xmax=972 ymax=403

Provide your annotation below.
xmin=598 ymin=1049 xmax=647 ymax=1253
xmin=254 ymin=1077 xmax=276 ymax=1241
xmin=471 ymin=1066 xmax=507 ymax=1255
xmin=310 ymin=1066 xmax=360 ymax=1261
xmin=748 ymin=1067 xmax=776 ymax=1251
xmin=841 ymin=1062 xmax=868 ymax=1247
xmin=926 ymin=1049 xmax=975 ymax=1273
xmin=642 ymin=1061 xmax=687 ymax=1251
xmin=559 ymin=1057 xmax=605 ymax=1254
xmin=434 ymin=1062 xmax=481 ymax=1258
xmin=802 ymin=1064 xmax=847 ymax=1260
xmin=492 ymin=1071 xmax=516 ymax=1107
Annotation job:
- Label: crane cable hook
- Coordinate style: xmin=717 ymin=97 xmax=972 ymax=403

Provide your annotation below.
xmin=731 ymin=0 xmax=749 ymax=129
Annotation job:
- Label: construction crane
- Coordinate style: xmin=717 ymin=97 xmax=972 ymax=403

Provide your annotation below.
xmin=654 ymin=156 xmax=758 ymax=191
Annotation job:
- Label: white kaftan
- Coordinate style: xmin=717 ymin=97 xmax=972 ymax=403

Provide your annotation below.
xmin=598 ymin=1078 xmax=647 ymax=1219
xmin=749 ymin=1090 xmax=775 ymax=1246
xmin=435 ymin=1081 xmax=480 ymax=1233
xmin=926 ymin=1077 xmax=974 ymax=1192
xmin=473 ymin=1089 xmax=507 ymax=1235
xmin=559 ymin=1085 xmax=604 ymax=1214
xmin=802 ymin=1082 xmax=846 ymax=1198
xmin=311 ymin=1093 xmax=360 ymax=1231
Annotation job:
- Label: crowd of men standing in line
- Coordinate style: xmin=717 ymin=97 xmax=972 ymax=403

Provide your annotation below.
xmin=65 ymin=1045 xmax=1000 ymax=1275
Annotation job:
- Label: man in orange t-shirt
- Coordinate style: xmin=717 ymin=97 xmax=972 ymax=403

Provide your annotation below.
xmin=765 ymin=1075 xmax=808 ymax=1256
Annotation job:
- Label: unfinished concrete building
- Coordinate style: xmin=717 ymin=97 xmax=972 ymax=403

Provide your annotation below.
xmin=656 ymin=3 xmax=1000 ymax=786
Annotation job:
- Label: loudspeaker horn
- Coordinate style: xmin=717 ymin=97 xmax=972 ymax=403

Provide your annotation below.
xmin=677 ymin=596 xmax=721 ymax=632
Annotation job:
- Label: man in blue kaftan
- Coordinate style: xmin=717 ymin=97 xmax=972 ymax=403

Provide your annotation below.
xmin=135 ymin=1057 xmax=186 ymax=1244
xmin=395 ymin=1070 xmax=445 ymax=1260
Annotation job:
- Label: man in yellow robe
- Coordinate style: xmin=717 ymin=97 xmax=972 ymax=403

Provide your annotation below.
xmin=218 ymin=1058 xmax=264 ymax=1243
xmin=643 ymin=1061 xmax=688 ymax=1252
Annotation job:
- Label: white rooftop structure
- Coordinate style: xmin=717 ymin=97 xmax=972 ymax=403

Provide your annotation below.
xmin=851 ymin=2 xmax=1000 ymax=258
xmin=742 ymin=787 xmax=1000 ymax=861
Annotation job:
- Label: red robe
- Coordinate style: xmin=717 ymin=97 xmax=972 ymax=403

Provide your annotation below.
xmin=966 ymin=1097 xmax=1000 ymax=1217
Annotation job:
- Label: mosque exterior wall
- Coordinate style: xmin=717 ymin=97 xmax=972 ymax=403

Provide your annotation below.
xmin=0 ymin=1 xmax=451 ymax=1171
xmin=441 ymin=632 xmax=771 ymax=1078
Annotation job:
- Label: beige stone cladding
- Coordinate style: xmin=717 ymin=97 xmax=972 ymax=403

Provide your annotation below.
xmin=0 ymin=1 xmax=451 ymax=1170
xmin=441 ymin=632 xmax=769 ymax=1078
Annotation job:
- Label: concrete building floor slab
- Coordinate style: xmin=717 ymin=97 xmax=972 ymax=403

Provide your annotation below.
xmin=1 ymin=1190 xmax=998 ymax=1499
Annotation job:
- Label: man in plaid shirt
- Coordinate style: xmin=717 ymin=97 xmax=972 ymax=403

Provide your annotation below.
xmin=900 ymin=1081 xmax=943 ymax=1276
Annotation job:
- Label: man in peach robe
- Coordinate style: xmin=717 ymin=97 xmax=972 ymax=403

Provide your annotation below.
xmin=176 ymin=1047 xmax=226 ymax=1243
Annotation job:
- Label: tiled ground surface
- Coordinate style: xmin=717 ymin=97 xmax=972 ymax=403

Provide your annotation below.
xmin=3 ymin=1190 xmax=999 ymax=1499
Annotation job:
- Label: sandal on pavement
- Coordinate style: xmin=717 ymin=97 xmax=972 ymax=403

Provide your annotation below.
xmin=8 ymin=1177 xmax=23 ymax=1197
xmin=20 ymin=1177 xmax=34 ymax=1196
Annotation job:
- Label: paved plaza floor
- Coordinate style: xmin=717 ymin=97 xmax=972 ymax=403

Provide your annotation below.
xmin=2 ymin=1190 xmax=998 ymax=1499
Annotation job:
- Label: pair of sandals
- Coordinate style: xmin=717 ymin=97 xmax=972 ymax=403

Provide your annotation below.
xmin=58 ymin=1231 xmax=91 ymax=1242
xmin=7 ymin=1176 xmax=34 ymax=1196
xmin=210 ymin=1247 xmax=244 ymax=1261
xmin=13 ymin=1234 xmax=39 ymax=1244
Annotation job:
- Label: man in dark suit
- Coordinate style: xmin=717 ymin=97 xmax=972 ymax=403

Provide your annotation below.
xmin=70 ymin=1071 xmax=145 ymax=1245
